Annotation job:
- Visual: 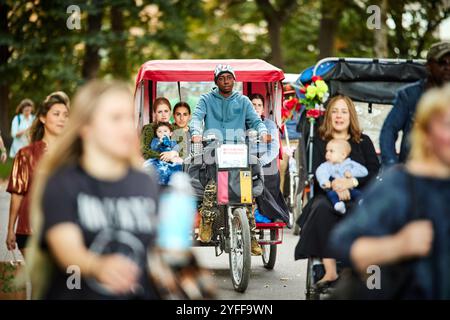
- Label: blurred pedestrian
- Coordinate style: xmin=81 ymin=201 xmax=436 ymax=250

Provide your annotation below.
xmin=330 ymin=84 xmax=450 ymax=299
xmin=6 ymin=92 xmax=69 ymax=256
xmin=28 ymin=80 xmax=160 ymax=300
xmin=0 ymin=131 xmax=7 ymax=163
xmin=9 ymin=99 xmax=35 ymax=158
xmin=380 ymin=41 xmax=450 ymax=167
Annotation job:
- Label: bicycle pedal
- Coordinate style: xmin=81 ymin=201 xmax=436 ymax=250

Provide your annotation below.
xmin=215 ymin=244 xmax=224 ymax=257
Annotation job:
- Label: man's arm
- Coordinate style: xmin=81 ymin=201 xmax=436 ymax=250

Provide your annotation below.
xmin=379 ymin=90 xmax=409 ymax=167
xmin=189 ymin=97 xmax=207 ymax=138
xmin=258 ymin=120 xmax=280 ymax=166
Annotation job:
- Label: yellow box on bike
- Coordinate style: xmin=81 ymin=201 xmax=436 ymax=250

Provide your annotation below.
xmin=217 ymin=169 xmax=253 ymax=205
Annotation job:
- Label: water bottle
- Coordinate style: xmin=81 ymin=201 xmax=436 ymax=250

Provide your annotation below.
xmin=156 ymin=172 xmax=197 ymax=265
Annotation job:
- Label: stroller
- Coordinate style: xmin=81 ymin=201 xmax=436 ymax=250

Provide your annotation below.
xmin=294 ymin=57 xmax=427 ymax=299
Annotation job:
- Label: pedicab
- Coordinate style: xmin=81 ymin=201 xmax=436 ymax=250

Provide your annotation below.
xmin=293 ymin=57 xmax=427 ymax=299
xmin=134 ymin=59 xmax=287 ymax=292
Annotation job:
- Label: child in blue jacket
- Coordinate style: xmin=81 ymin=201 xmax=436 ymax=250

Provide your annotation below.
xmin=316 ymin=139 xmax=368 ymax=214
xmin=143 ymin=122 xmax=183 ymax=185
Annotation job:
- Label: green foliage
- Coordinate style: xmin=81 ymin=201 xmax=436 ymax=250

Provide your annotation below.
xmin=0 ymin=261 xmax=25 ymax=293
xmin=281 ymin=0 xmax=321 ymax=72
xmin=1 ymin=0 xmax=449 ymax=122
xmin=0 ymin=157 xmax=13 ymax=180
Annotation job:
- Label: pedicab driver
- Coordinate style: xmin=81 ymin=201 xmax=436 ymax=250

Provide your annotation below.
xmin=189 ymin=64 xmax=270 ymax=255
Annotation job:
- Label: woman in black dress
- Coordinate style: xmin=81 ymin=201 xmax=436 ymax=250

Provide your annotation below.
xmin=295 ymin=95 xmax=380 ymax=288
xmin=330 ymin=85 xmax=450 ymax=299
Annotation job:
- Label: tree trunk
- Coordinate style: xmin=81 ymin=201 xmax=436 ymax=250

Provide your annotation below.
xmin=82 ymin=1 xmax=104 ymax=80
xmin=255 ymin=0 xmax=298 ymax=69
xmin=267 ymin=18 xmax=283 ymax=68
xmin=318 ymin=0 xmax=341 ymax=60
xmin=0 ymin=3 xmax=11 ymax=146
xmin=110 ymin=5 xmax=127 ymax=79
xmin=374 ymin=0 xmax=388 ymax=58
xmin=390 ymin=1 xmax=408 ymax=57
xmin=0 ymin=85 xmax=11 ymax=146
xmin=318 ymin=18 xmax=337 ymax=59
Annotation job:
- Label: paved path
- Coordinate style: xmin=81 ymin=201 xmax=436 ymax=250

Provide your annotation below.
xmin=1 ymin=180 xmax=307 ymax=300
xmin=193 ymin=228 xmax=307 ymax=300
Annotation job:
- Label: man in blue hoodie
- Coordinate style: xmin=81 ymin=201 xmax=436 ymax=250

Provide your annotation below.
xmin=190 ymin=65 xmax=268 ymax=143
xmin=190 ymin=64 xmax=269 ymax=255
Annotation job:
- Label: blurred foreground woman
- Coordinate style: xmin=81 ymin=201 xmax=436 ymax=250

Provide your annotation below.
xmin=330 ymin=84 xmax=450 ymax=299
xmin=28 ymin=80 xmax=160 ymax=299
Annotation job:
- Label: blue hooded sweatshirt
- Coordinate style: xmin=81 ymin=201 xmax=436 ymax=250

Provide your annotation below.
xmin=189 ymin=88 xmax=267 ymax=142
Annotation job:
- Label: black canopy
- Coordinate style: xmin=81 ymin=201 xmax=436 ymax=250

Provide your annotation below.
xmin=299 ymin=58 xmax=427 ymax=105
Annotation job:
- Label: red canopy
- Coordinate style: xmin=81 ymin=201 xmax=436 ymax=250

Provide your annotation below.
xmin=135 ymin=59 xmax=284 ymax=85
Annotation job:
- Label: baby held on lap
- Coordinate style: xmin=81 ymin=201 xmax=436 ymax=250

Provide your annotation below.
xmin=153 ymin=123 xmax=183 ymax=164
xmin=143 ymin=122 xmax=183 ymax=185
xmin=315 ymin=139 xmax=368 ymax=215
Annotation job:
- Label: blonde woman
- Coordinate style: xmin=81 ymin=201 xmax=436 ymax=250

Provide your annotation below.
xmin=9 ymin=99 xmax=35 ymax=158
xmin=29 ymin=80 xmax=160 ymax=299
xmin=330 ymin=84 xmax=450 ymax=299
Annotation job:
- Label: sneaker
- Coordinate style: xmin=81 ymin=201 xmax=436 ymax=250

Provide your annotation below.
xmin=254 ymin=209 xmax=271 ymax=223
xmin=198 ymin=215 xmax=213 ymax=243
xmin=334 ymin=201 xmax=346 ymax=215
xmin=251 ymin=238 xmax=262 ymax=256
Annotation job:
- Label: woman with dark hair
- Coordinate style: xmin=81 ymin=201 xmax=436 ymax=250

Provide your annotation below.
xmin=141 ymin=97 xmax=180 ymax=162
xmin=172 ymin=101 xmax=192 ymax=159
xmin=249 ymin=93 xmax=289 ymax=223
xmin=294 ymin=95 xmax=380 ymax=291
xmin=6 ymin=92 xmax=69 ymax=256
xmin=173 ymin=101 xmax=191 ymax=132
xmin=9 ymin=99 xmax=35 ymax=158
